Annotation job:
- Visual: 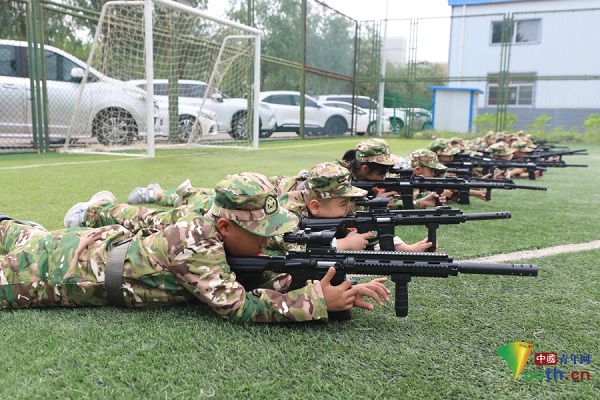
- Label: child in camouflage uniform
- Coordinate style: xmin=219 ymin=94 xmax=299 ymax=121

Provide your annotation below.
xmin=274 ymin=162 xmax=435 ymax=253
xmin=425 ymin=141 xmax=488 ymax=202
xmin=1 ymin=173 xmax=390 ymax=322
xmin=336 ymin=138 xmax=444 ymax=209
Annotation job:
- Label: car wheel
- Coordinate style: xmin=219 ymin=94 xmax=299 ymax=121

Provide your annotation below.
xmin=323 ymin=116 xmax=348 ymax=136
xmin=389 ymin=118 xmax=404 ymax=134
xmin=178 ymin=115 xmax=196 ymax=143
xmin=367 ymin=121 xmax=378 ymax=135
xmin=259 ymin=130 xmax=273 ymax=138
xmin=93 ymin=108 xmax=137 ymax=146
xmin=422 ymin=121 xmax=432 ymax=130
xmin=230 ymin=111 xmax=248 ymax=140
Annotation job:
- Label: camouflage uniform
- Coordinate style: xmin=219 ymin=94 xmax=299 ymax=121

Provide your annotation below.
xmin=409 ymin=149 xmax=448 ymax=205
xmin=272 ymin=162 xmax=367 ymax=252
xmin=336 ymin=138 xmax=410 ymax=209
xmin=511 ymin=139 xmax=536 ymax=154
xmin=0 ymin=173 xmax=334 ymax=323
xmin=81 ymin=178 xmax=215 ymax=234
xmin=487 ymin=141 xmax=515 ymax=157
xmin=428 ymin=138 xmax=461 ymax=157
xmin=486 ymin=142 xmax=516 ymax=177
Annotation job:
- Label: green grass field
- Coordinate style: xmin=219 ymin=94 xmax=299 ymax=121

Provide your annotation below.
xmin=1 ymin=137 xmax=598 ymax=399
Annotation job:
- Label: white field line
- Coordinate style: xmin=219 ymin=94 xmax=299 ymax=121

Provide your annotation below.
xmin=0 ymin=141 xmax=334 ymax=170
xmin=0 ymin=152 xmax=203 ymax=170
xmin=459 ymin=240 xmax=600 ymax=263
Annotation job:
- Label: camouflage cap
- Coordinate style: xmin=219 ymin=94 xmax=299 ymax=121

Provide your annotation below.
xmin=428 ymin=138 xmax=460 ymax=156
xmin=483 ymin=131 xmax=496 ymax=140
xmin=209 ymin=172 xmax=299 ymax=237
xmin=410 ymin=149 xmax=447 ymax=170
xmin=355 ymin=138 xmax=399 ymax=165
xmin=511 ymin=140 xmax=535 ymax=152
xmin=450 ymin=137 xmax=464 ymax=146
xmin=487 ymin=141 xmax=516 ymax=156
xmin=308 ymin=162 xmax=368 ymax=199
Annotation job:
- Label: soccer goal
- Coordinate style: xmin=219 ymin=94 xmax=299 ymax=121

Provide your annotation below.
xmin=64 ymin=0 xmax=262 ymax=156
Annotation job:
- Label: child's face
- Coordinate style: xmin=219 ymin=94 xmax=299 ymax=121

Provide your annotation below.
xmin=310 ymin=197 xmax=352 ymax=218
xmin=513 ymin=150 xmax=529 ymax=159
xmin=218 ymin=219 xmax=270 ymax=257
xmin=413 ymin=165 xmax=435 ymax=177
xmin=358 ymin=164 xmax=389 ymax=181
xmin=494 ymin=153 xmax=514 ymax=161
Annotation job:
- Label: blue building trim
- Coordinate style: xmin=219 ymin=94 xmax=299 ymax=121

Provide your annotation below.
xmin=430 ymin=91 xmax=437 ymax=129
xmin=448 ymin=0 xmax=525 ymax=6
xmin=469 ymin=91 xmax=476 ymax=132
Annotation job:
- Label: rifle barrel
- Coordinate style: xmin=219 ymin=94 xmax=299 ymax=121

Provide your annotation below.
xmin=457 ymin=262 xmax=538 ymax=276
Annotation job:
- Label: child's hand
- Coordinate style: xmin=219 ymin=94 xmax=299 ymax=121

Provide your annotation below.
xmin=336 ymin=231 xmax=374 ymax=250
xmin=320 ymin=267 xmax=358 ymax=312
xmin=352 ymin=277 xmax=391 ymax=310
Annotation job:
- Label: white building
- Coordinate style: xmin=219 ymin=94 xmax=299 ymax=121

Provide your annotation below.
xmin=385 ymin=36 xmax=407 ymax=65
xmin=447 ymin=0 xmax=600 ymax=131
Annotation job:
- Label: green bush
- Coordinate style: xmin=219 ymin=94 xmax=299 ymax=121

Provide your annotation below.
xmin=526 ymin=114 xmax=552 ymax=139
xmin=473 ymin=112 xmax=517 ymax=133
xmin=582 ymin=113 xmax=600 ymax=143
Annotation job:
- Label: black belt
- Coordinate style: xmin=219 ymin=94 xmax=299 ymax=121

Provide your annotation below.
xmin=105 ymin=238 xmax=132 ymax=307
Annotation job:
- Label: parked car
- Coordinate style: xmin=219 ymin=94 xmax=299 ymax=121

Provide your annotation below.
xmin=260 ymin=91 xmax=349 ymax=136
xmin=318 ymin=100 xmax=369 ymax=135
xmin=130 ymin=79 xmax=277 ymax=140
xmin=148 ymin=95 xmax=218 ymax=142
xmin=0 ymin=39 xmax=160 ymax=146
xmin=319 ymin=100 xmax=404 ymax=136
xmin=318 ymin=94 xmax=433 ymax=131
xmin=317 ymin=94 xmax=408 ymax=132
xmin=317 ymin=94 xmax=377 ymax=111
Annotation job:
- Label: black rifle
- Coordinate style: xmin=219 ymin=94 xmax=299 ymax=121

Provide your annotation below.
xmin=443 ymin=155 xmax=547 ymax=180
xmin=355 ymin=197 xmax=391 ymax=209
xmin=298 ymin=206 xmax=511 ymax=251
xmin=517 ymin=152 xmax=588 ymax=168
xmin=441 ymin=168 xmax=548 ymax=201
xmin=227 ymin=244 xmax=538 ymax=320
xmin=533 ymin=148 xmax=588 ymax=159
xmin=353 ymin=175 xmax=540 ymax=208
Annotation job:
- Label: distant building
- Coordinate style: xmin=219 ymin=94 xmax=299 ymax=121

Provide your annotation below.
xmin=385 ymin=36 xmax=407 ymax=65
xmin=447 ymin=0 xmax=600 ymax=132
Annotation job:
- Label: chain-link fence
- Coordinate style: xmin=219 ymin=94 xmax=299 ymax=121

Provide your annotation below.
xmin=1 ymin=0 xmax=599 ymax=153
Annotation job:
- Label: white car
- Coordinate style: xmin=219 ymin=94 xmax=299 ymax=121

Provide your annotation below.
xmin=319 ymin=100 xmax=377 ymax=135
xmin=130 ymin=79 xmax=277 ymax=140
xmin=321 ymin=100 xmax=413 ymax=136
xmin=0 ymin=39 xmax=159 ymax=146
xmin=260 ymin=91 xmax=349 ymax=136
xmin=149 ymin=96 xmax=218 ymax=142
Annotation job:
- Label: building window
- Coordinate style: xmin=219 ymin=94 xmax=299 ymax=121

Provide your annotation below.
xmin=491 ymin=19 xmax=540 ymax=44
xmin=487 ymin=73 xmax=535 ymax=106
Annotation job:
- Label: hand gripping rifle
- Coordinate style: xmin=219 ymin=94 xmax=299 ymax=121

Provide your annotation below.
xmin=297 ymin=206 xmax=511 ymax=251
xmin=227 ymin=234 xmax=538 ymax=321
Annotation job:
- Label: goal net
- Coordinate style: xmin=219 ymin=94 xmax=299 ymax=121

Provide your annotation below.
xmin=64 ymin=0 xmax=261 ymax=156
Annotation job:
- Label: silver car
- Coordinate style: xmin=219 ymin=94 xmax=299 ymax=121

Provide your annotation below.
xmin=130 ymin=79 xmax=277 ymax=140
xmin=0 ymin=39 xmax=159 ymax=146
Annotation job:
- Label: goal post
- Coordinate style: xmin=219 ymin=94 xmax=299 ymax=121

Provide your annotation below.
xmin=64 ymin=0 xmax=262 ymax=156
